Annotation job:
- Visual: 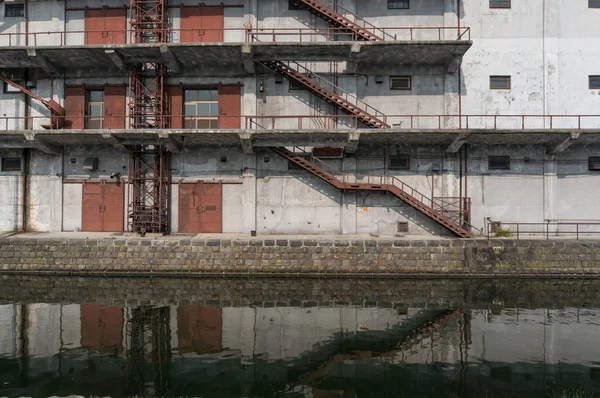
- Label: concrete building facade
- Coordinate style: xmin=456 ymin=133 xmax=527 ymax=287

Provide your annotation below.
xmin=0 ymin=0 xmax=599 ymax=236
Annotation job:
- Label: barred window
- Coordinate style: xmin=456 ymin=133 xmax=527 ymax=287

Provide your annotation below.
xmin=5 ymin=4 xmax=24 ymax=17
xmin=388 ymin=0 xmax=409 ymax=9
xmin=490 ymin=0 xmax=511 ymax=8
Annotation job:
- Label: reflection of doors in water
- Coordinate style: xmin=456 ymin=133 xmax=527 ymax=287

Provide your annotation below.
xmin=82 ymin=181 xmax=124 ymax=232
xmin=178 ymin=182 xmax=222 ymax=233
xmin=177 ymin=306 xmax=222 ymax=354
xmin=80 ymin=304 xmax=124 ymax=353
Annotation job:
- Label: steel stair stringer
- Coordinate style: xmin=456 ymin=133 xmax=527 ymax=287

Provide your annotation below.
xmin=271 ymin=147 xmax=472 ymax=238
xmin=262 ymin=60 xmax=390 ymax=129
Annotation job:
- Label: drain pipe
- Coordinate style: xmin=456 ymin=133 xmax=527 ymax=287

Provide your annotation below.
xmin=24 ymin=0 xmax=29 ymax=46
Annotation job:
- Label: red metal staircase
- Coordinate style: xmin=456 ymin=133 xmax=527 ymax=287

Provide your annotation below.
xmin=262 ymin=60 xmax=390 ymax=129
xmin=271 ymin=146 xmax=472 ymax=238
xmin=291 ymin=0 xmax=393 ymax=42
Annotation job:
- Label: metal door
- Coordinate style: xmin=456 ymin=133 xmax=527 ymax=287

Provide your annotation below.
xmin=218 ymin=85 xmax=241 ymax=129
xmin=82 ymin=181 xmax=124 ymax=232
xmin=178 ymin=182 xmax=222 ymax=233
xmin=180 ymin=6 xmax=224 ymax=43
xmin=64 ymin=86 xmax=85 ymax=129
xmin=85 ymin=8 xmax=126 ymax=45
xmin=104 ymin=85 xmax=126 ymax=129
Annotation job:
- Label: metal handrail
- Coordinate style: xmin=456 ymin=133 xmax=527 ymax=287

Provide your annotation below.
xmin=487 ymin=222 xmax=600 ymax=240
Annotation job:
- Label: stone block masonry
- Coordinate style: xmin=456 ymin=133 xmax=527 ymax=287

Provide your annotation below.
xmin=0 ymin=237 xmax=600 ymax=277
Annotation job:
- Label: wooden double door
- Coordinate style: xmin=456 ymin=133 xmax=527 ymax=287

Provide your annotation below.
xmin=82 ymin=181 xmax=125 ymax=232
xmin=178 ymin=182 xmax=222 ymax=233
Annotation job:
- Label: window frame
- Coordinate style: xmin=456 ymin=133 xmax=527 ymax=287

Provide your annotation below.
xmin=588 ymin=157 xmax=600 ymax=171
xmin=388 ymin=0 xmax=409 ymax=9
xmin=85 ymin=89 xmax=105 ymax=129
xmin=1 ymin=158 xmax=22 ymax=172
xmin=184 ymin=88 xmax=219 ymax=129
xmin=390 ymin=76 xmax=412 ymax=91
xmin=387 ymin=155 xmax=410 ymax=170
xmin=490 ymin=75 xmax=511 ymax=90
xmin=5 ymin=3 xmax=25 ymax=18
xmin=589 ymin=75 xmax=600 ymax=89
xmin=488 ymin=156 xmax=510 ymax=170
xmin=490 ymin=0 xmax=511 ymax=9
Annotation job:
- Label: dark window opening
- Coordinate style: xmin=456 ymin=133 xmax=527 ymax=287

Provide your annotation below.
xmin=184 ymin=89 xmax=218 ymax=129
xmin=289 ymin=77 xmax=310 ymax=91
xmin=2 ymin=158 xmax=21 ymax=172
xmin=5 ymin=4 xmax=25 ymax=17
xmin=388 ymin=0 xmax=409 ymax=9
xmin=489 ymin=156 xmax=510 ymax=170
xmin=387 ymin=155 xmax=410 ymax=170
xmin=490 ymin=0 xmax=511 ymax=8
xmin=390 ymin=76 xmax=411 ymax=90
xmin=589 ymin=0 xmax=600 ymax=8
xmin=288 ymin=0 xmax=304 ymax=10
xmin=86 ymin=90 xmax=104 ymax=129
xmin=490 ymin=75 xmax=511 ymax=90
xmin=589 ymin=157 xmax=600 ymax=171
xmin=589 ymin=76 xmax=600 ymax=89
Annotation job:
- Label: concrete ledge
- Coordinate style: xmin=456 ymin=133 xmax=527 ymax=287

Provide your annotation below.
xmin=0 ymin=237 xmax=599 ymax=277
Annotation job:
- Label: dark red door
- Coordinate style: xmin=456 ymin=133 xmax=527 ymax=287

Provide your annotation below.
xmin=167 ymin=85 xmax=183 ymax=128
xmin=82 ymin=182 xmax=124 ymax=232
xmin=177 ymin=306 xmax=222 ymax=354
xmin=178 ymin=182 xmax=222 ymax=233
xmin=85 ymin=8 xmax=126 ymax=45
xmin=81 ymin=304 xmax=124 ymax=353
xmin=64 ymin=86 xmax=85 ymax=129
xmin=180 ymin=6 xmax=224 ymax=43
xmin=104 ymin=85 xmax=126 ymax=129
xmin=218 ymin=85 xmax=241 ymax=129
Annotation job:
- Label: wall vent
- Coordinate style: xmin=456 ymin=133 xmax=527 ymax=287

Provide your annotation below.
xmin=397 ymin=221 xmax=409 ymax=233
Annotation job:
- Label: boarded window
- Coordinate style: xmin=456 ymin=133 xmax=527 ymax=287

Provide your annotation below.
xmin=589 ymin=0 xmax=600 ymax=8
xmin=387 ymin=155 xmax=410 ymax=170
xmin=5 ymin=4 xmax=24 ymax=17
xmin=1 ymin=158 xmax=21 ymax=171
xmin=390 ymin=76 xmax=411 ymax=90
xmin=490 ymin=76 xmax=511 ymax=90
xmin=589 ymin=157 xmax=600 ymax=171
xmin=489 ymin=156 xmax=510 ymax=170
xmin=490 ymin=0 xmax=511 ymax=8
xmin=86 ymin=90 xmax=104 ymax=129
xmin=184 ymin=89 xmax=218 ymax=129
xmin=388 ymin=0 xmax=409 ymax=9
xmin=589 ymin=76 xmax=600 ymax=89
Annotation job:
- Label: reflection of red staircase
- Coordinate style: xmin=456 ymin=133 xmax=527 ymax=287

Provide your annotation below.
xmin=271 ymin=147 xmax=472 ymax=238
xmin=291 ymin=0 xmax=391 ymax=42
xmin=262 ymin=60 xmax=390 ymax=129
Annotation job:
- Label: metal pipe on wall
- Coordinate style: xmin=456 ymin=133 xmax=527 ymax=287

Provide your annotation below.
xmin=24 ymin=0 xmax=28 ymax=46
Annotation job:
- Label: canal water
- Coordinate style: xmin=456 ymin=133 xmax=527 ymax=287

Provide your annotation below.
xmin=0 ymin=276 xmax=599 ymax=397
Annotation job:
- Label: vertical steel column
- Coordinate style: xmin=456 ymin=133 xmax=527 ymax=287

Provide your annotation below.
xmin=128 ymin=0 xmax=170 ymax=234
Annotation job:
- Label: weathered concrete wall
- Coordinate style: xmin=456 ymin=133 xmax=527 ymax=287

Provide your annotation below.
xmin=1 ymin=237 xmax=600 ymax=277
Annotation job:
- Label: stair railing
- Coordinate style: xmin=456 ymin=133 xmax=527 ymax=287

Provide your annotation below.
xmin=298 ymin=0 xmax=396 ymax=41
xmin=278 ymin=61 xmax=389 ymax=126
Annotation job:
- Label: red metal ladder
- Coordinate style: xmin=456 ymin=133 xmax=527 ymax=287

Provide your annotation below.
xmin=271 ymin=147 xmax=472 ymax=238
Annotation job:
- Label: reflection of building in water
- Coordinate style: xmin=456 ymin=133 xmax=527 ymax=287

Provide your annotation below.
xmin=0 ymin=303 xmax=599 ymax=396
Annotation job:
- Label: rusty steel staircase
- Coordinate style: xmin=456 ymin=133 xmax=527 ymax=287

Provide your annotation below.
xmin=271 ymin=147 xmax=472 ymax=238
xmin=262 ymin=60 xmax=390 ymax=129
xmin=290 ymin=0 xmax=393 ymax=41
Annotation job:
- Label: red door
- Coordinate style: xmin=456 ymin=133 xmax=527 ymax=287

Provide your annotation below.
xmin=64 ymin=86 xmax=85 ymax=129
xmin=85 ymin=8 xmax=127 ymax=45
xmin=81 ymin=304 xmax=124 ymax=353
xmin=167 ymin=85 xmax=183 ymax=128
xmin=177 ymin=306 xmax=222 ymax=354
xmin=104 ymin=86 xmax=126 ymax=129
xmin=178 ymin=182 xmax=222 ymax=233
xmin=180 ymin=6 xmax=224 ymax=43
xmin=218 ymin=85 xmax=241 ymax=129
xmin=82 ymin=182 xmax=124 ymax=232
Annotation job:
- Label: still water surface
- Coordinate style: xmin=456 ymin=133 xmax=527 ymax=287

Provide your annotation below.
xmin=0 ymin=277 xmax=599 ymax=397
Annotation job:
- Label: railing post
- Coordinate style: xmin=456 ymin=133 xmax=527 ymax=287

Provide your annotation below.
xmin=577 ymin=223 xmax=579 ymax=240
xmin=522 ymin=115 xmax=525 ymax=130
xmin=516 ymin=224 xmax=519 ymax=240
xmin=578 ymin=116 xmax=581 ymax=130
xmin=550 ymin=115 xmax=553 ymax=129
xmin=546 ymin=222 xmax=549 ymax=240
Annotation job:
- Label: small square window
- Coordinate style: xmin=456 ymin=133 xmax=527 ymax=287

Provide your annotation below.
xmin=589 ymin=76 xmax=600 ymax=89
xmin=2 ymin=158 xmax=21 ymax=172
xmin=3 ymin=80 xmax=24 ymax=94
xmin=490 ymin=0 xmax=511 ymax=8
xmin=589 ymin=157 xmax=600 ymax=171
xmin=589 ymin=0 xmax=600 ymax=8
xmin=489 ymin=156 xmax=510 ymax=170
xmin=490 ymin=76 xmax=511 ymax=90
xmin=387 ymin=155 xmax=410 ymax=170
xmin=5 ymin=4 xmax=24 ymax=17
xmin=388 ymin=0 xmax=409 ymax=9
xmin=390 ymin=76 xmax=411 ymax=90
xmin=289 ymin=0 xmax=304 ymax=10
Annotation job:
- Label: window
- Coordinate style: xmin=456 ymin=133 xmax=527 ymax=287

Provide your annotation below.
xmin=3 ymin=80 xmax=23 ymax=94
xmin=387 ymin=155 xmax=410 ymax=170
xmin=590 ymin=76 xmax=600 ymax=89
xmin=289 ymin=0 xmax=304 ymax=10
xmin=289 ymin=77 xmax=309 ymax=91
xmin=86 ymin=90 xmax=104 ymax=129
xmin=589 ymin=0 xmax=600 ymax=8
xmin=589 ymin=157 xmax=600 ymax=171
xmin=490 ymin=0 xmax=511 ymax=8
xmin=184 ymin=89 xmax=218 ymax=129
xmin=2 ymin=158 xmax=21 ymax=172
xmin=5 ymin=4 xmax=24 ymax=17
xmin=390 ymin=76 xmax=411 ymax=90
xmin=489 ymin=156 xmax=510 ymax=170
xmin=490 ymin=75 xmax=511 ymax=90
xmin=388 ymin=0 xmax=409 ymax=9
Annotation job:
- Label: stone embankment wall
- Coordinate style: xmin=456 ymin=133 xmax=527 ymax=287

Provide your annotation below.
xmin=0 ymin=237 xmax=599 ymax=277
